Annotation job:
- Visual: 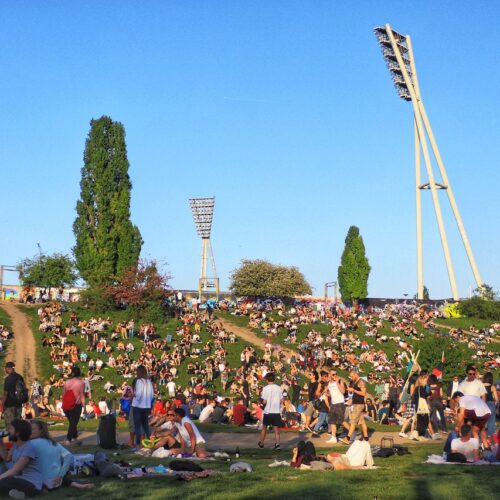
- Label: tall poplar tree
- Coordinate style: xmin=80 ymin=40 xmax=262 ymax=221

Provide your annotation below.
xmin=337 ymin=226 xmax=371 ymax=304
xmin=73 ymin=116 xmax=143 ymax=286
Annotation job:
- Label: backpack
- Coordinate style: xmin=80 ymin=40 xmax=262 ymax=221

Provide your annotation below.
xmin=97 ymin=414 xmax=117 ymax=449
xmin=14 ymin=378 xmax=29 ymax=405
xmin=62 ymin=390 xmax=76 ymax=411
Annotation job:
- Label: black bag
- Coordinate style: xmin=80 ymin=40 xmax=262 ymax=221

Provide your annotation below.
xmin=14 ymin=379 xmax=29 ymax=405
xmin=447 ymin=452 xmax=467 ymax=463
xmin=97 ymin=414 xmax=117 ymax=449
xmin=374 ymin=447 xmax=395 ymax=458
xmin=169 ymin=460 xmax=204 ymax=472
xmin=312 ymin=399 xmax=323 ymax=411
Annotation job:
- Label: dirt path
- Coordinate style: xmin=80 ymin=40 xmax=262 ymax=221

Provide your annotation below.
xmin=216 ymin=316 xmax=297 ymax=359
xmin=432 ymin=320 xmax=500 ymax=344
xmin=0 ymin=302 xmax=38 ymax=383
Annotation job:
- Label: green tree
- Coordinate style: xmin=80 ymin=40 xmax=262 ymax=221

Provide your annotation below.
xmin=17 ymin=253 xmax=77 ymax=293
xmin=417 ymin=334 xmax=469 ymax=379
xmin=73 ymin=116 xmax=143 ymax=286
xmin=229 ymin=259 xmax=312 ymax=297
xmin=337 ymin=226 xmax=371 ymax=304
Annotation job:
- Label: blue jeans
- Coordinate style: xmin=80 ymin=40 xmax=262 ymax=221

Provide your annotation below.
xmin=132 ymin=406 xmax=151 ymax=445
xmin=443 ymin=430 xmax=458 ymax=455
xmin=313 ymin=412 xmax=329 ymax=432
xmin=486 ymin=401 xmax=496 ymax=436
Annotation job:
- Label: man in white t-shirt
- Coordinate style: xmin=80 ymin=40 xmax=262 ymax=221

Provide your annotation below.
xmin=458 ymin=365 xmax=486 ymax=399
xmin=450 ymin=425 xmax=479 ymax=462
xmin=258 ymin=372 xmax=283 ymax=450
xmin=166 ymin=379 xmax=176 ymax=398
xmin=173 ymin=407 xmax=211 ymax=458
xmin=452 ymin=392 xmax=491 ymax=449
xmin=199 ymin=400 xmax=216 ymax=423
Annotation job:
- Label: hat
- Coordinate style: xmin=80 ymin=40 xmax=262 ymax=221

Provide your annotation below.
xmin=5 ymin=361 xmax=15 ymax=368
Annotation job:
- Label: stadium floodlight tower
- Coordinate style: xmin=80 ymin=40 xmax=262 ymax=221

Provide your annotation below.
xmin=374 ymin=24 xmax=484 ymax=301
xmin=189 ymin=197 xmax=219 ymax=302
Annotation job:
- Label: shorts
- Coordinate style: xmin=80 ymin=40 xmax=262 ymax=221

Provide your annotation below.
xmin=331 ymin=455 xmax=351 ymax=469
xmin=167 ymin=440 xmax=182 ymax=450
xmin=128 ymin=407 xmax=135 ymax=432
xmin=303 ymin=402 xmax=315 ymax=418
xmin=3 ymin=407 xmax=22 ymax=424
xmin=329 ymin=403 xmax=345 ymax=425
xmin=263 ymin=413 xmax=283 ymax=427
xmin=463 ymin=409 xmax=490 ymax=430
xmin=349 ymin=404 xmax=365 ymax=426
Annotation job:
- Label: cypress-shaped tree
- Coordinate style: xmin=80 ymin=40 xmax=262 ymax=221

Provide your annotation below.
xmin=337 ymin=226 xmax=371 ymax=304
xmin=73 ymin=116 xmax=143 ymax=286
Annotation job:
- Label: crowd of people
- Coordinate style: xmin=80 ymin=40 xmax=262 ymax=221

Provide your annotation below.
xmin=0 ymin=298 xmax=498 ymax=496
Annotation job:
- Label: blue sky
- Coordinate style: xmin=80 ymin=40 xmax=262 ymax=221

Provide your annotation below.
xmin=1 ymin=1 xmax=499 ymax=298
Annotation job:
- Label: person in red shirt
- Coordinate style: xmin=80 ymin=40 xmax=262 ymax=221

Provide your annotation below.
xmin=153 ymin=400 xmax=166 ymax=417
xmin=232 ymin=398 xmax=248 ymax=426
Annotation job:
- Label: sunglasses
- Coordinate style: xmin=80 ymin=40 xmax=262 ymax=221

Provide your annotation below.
xmin=167 ymin=413 xmax=175 ymax=416
xmin=467 ymin=372 xmax=475 ymax=375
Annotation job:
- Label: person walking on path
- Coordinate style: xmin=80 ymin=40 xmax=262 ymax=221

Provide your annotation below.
xmin=131 ymin=365 xmax=154 ymax=447
xmin=62 ymin=366 xmax=86 ymax=446
xmin=340 ymin=370 xmax=368 ymax=445
xmin=1 ymin=362 xmax=27 ymax=424
xmin=258 ymin=372 xmax=283 ymax=450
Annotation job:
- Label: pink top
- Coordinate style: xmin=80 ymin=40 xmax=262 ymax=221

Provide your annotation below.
xmin=63 ymin=377 xmax=85 ymax=405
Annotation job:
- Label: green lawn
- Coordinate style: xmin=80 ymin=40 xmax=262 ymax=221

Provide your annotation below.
xmin=436 ymin=317 xmax=497 ymax=331
xmin=40 ymin=443 xmax=499 ymax=499
xmin=0 ymin=304 xmax=14 ymax=372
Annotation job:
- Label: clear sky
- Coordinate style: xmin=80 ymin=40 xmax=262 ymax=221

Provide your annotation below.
xmin=1 ymin=1 xmax=499 ymax=299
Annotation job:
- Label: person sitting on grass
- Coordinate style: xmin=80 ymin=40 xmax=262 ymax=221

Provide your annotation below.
xmin=378 ymin=401 xmax=391 ymax=424
xmin=149 ymin=411 xmax=183 ymax=454
xmin=448 ymin=424 xmax=480 ymax=463
xmin=173 ymin=408 xmax=211 ymax=458
xmin=0 ymin=419 xmax=43 ymax=498
xmin=30 ymin=420 xmax=94 ymax=491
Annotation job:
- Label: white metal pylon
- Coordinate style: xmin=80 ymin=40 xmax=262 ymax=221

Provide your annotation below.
xmin=375 ymin=24 xmax=484 ymax=300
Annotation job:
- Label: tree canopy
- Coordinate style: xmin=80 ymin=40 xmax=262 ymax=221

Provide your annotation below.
xmin=337 ymin=226 xmax=371 ymax=304
xmin=73 ymin=116 xmax=143 ymax=286
xmin=229 ymin=259 xmax=312 ymax=298
xmin=17 ymin=253 xmax=77 ymax=291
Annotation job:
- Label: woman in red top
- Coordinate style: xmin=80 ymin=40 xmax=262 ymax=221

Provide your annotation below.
xmin=62 ymin=366 xmax=85 ymax=445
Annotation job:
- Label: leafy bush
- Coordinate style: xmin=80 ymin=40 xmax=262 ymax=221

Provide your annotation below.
xmin=458 ymin=297 xmax=500 ymax=321
xmin=79 ymin=286 xmax=115 ymax=312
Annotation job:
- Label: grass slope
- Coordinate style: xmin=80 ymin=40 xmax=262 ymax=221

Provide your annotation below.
xmin=0 ymin=305 xmax=13 ymax=371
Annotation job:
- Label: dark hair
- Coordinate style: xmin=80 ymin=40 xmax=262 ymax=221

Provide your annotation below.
xmin=427 ymin=374 xmax=438 ymax=385
xmin=452 ymin=391 xmax=464 ymax=399
xmin=465 ymin=364 xmax=475 ymax=373
xmin=483 ymin=372 xmax=493 ymax=384
xmin=11 ymin=419 xmax=32 ymax=441
xmin=460 ymin=424 xmax=471 ymax=437
xmin=70 ymin=366 xmax=81 ymax=378
xmin=136 ymin=365 xmax=148 ymax=379
xmin=31 ymin=420 xmax=57 ymax=446
xmin=265 ymin=373 xmax=275 ymax=383
xmin=174 ymin=407 xmax=186 ymax=418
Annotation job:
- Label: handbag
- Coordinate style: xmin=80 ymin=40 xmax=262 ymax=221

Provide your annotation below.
xmin=416 ymin=389 xmax=430 ymax=415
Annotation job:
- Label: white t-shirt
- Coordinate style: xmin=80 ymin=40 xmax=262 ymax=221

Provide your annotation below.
xmin=451 ymin=437 xmax=479 ymax=460
xmin=176 ymin=416 xmax=205 ymax=446
xmin=132 ymin=378 xmax=154 ymax=408
xmin=261 ymin=383 xmax=283 ymax=414
xmin=328 ymin=381 xmax=345 ymax=405
xmin=458 ymin=395 xmax=491 ymax=416
xmin=345 ymin=440 xmax=374 ymax=467
xmin=98 ymin=401 xmax=110 ymax=415
xmin=166 ymin=381 xmax=176 ymax=397
xmin=199 ymin=405 xmax=214 ymax=423
xmin=458 ymin=379 xmax=486 ymax=398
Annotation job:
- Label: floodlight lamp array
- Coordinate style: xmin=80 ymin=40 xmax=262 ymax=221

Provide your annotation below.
xmin=374 ymin=26 xmax=413 ymax=101
xmin=189 ymin=197 xmax=215 ymax=239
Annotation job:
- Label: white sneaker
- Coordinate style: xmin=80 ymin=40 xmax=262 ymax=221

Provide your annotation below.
xmin=326 ymin=436 xmax=338 ymax=443
xmin=398 ymin=432 xmax=407 ymax=438
xmin=9 ymin=490 xmax=25 ymax=499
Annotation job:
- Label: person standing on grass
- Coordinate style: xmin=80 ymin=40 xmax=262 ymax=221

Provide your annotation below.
xmin=258 ymin=372 xmax=283 ymax=450
xmin=1 ymin=362 xmax=26 ymax=425
xmin=325 ymin=369 xmax=346 ymax=444
xmin=339 ymin=370 xmax=368 ymax=445
xmin=61 ymin=366 xmax=85 ymax=446
xmin=131 ymin=365 xmax=154 ymax=447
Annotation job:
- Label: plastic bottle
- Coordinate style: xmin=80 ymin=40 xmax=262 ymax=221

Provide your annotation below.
xmin=235 ymin=446 xmax=240 ymax=459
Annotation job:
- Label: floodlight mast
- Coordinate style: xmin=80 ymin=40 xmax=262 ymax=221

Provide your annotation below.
xmin=189 ymin=197 xmax=219 ymax=302
xmin=374 ymin=24 xmax=484 ymax=301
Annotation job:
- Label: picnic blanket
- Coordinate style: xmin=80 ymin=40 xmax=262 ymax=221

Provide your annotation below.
xmin=425 ymin=454 xmax=500 ymax=465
